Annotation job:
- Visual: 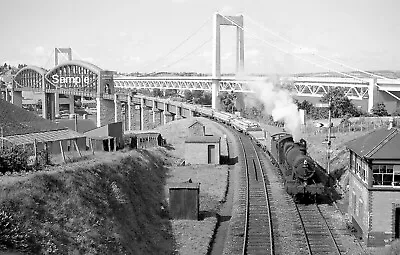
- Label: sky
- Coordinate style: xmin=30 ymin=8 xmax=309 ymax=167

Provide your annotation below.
xmin=1 ymin=0 xmax=400 ymax=75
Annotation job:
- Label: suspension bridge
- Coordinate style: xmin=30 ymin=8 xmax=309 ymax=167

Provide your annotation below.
xmin=1 ymin=12 xmax=400 ymax=129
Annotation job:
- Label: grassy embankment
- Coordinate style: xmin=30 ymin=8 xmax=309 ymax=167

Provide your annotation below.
xmin=0 ymin=149 xmax=176 ymax=254
xmin=0 ymin=116 xmax=229 ymax=255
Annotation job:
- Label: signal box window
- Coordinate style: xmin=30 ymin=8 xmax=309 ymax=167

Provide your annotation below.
xmin=373 ymin=165 xmax=399 ymax=187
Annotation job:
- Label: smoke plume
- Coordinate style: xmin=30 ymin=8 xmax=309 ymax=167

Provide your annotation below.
xmin=248 ymin=79 xmax=302 ymax=141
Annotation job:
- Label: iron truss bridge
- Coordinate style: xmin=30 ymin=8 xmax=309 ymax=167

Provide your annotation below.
xmin=288 ymin=77 xmax=400 ymax=100
xmin=113 ymin=76 xmax=254 ymax=92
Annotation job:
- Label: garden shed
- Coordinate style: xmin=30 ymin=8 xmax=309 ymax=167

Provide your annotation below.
xmin=169 ymin=181 xmax=200 ymax=220
xmin=185 ymin=135 xmax=220 ymax=164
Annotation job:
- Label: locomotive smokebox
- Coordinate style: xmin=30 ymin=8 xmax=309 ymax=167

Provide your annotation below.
xmin=285 ymin=142 xmax=315 ymax=181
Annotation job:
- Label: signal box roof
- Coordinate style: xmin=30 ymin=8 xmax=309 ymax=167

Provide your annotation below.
xmin=346 ymin=127 xmax=400 ymax=160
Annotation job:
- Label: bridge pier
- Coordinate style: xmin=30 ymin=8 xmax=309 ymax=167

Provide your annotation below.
xmin=68 ymin=95 xmax=75 ymax=115
xmin=131 ymin=104 xmax=141 ymax=131
xmin=140 ymin=98 xmax=145 ymax=130
xmin=152 ymin=108 xmax=158 ymax=127
xmin=163 ymin=103 xmax=168 ymax=125
xmin=175 ymin=106 xmax=182 ymax=120
xmin=96 ymin=97 xmax=115 ymax=127
xmin=368 ymin=78 xmax=378 ymax=113
xmin=42 ymin=93 xmax=55 ymax=120
xmin=54 ymin=93 xmax=60 ymax=117
xmin=3 ymin=89 xmax=11 ymax=102
xmin=114 ymin=94 xmax=122 ymax=123
xmin=11 ymin=91 xmax=22 ymax=108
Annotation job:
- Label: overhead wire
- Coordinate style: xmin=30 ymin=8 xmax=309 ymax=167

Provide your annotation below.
xmin=245 ymin=14 xmax=394 ymax=81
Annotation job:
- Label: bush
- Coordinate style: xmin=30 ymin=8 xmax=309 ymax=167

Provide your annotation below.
xmin=0 ymin=146 xmax=49 ymax=175
xmin=0 ymin=209 xmax=38 ymax=253
xmin=0 ymin=146 xmax=30 ymax=174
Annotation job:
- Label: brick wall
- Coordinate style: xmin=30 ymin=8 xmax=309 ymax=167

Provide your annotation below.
xmin=98 ymin=98 xmax=115 ymax=127
xmin=348 ymin=174 xmax=370 ymax=241
xmin=143 ymin=108 xmax=151 ymax=130
xmin=114 ymin=98 xmax=122 ymax=122
xmin=369 ymin=190 xmax=400 ymax=246
xmin=185 ymin=142 xmax=220 ymax=165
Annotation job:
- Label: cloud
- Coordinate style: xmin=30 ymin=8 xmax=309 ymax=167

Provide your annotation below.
xmin=292 ymin=47 xmax=318 ymax=55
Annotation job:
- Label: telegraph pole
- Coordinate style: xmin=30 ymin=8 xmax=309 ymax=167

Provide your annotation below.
xmin=327 ymin=99 xmax=332 ymax=174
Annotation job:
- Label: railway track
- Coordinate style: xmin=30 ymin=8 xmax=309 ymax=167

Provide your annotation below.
xmin=295 ymin=203 xmax=342 ymax=255
xmin=238 ymin=134 xmax=274 ymax=255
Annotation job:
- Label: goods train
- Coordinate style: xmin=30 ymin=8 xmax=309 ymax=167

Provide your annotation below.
xmin=142 ymin=96 xmax=332 ymax=201
xmin=194 ymin=105 xmax=331 ymax=201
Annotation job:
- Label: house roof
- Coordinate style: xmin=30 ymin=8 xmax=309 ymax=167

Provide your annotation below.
xmin=2 ymin=129 xmax=86 ymax=145
xmin=0 ymin=98 xmax=66 ymax=136
xmin=188 ymin=120 xmax=204 ymax=128
xmin=346 ymin=127 xmax=400 ymax=160
xmin=185 ymin=135 xmax=220 ymax=143
xmin=124 ymin=130 xmax=161 ymax=138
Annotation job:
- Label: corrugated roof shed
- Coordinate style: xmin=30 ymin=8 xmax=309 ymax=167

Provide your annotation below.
xmin=0 ymin=98 xmax=65 ymax=136
xmin=346 ymin=127 xmax=400 ymax=159
xmin=2 ymin=129 xmax=86 ymax=145
xmin=185 ymin=135 xmax=220 ymax=143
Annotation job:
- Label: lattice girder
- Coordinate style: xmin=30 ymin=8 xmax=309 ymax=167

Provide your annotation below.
xmin=113 ymin=77 xmax=253 ymax=92
xmin=291 ymin=82 xmax=369 ymax=100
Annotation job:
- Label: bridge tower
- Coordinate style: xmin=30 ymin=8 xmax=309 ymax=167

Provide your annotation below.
xmin=212 ymin=13 xmax=244 ymax=109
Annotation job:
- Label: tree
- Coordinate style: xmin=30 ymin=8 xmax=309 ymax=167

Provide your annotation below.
xmin=220 ymin=91 xmax=237 ymax=113
xmin=164 ymin=89 xmax=177 ymax=98
xmin=152 ymin=88 xmax=163 ymax=97
xmin=320 ymin=87 xmax=360 ymax=118
xmin=371 ymin=102 xmax=389 ymax=116
xmin=295 ymin=99 xmax=314 ymax=114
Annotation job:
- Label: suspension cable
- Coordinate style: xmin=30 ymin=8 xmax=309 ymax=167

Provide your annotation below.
xmin=218 ymin=13 xmax=366 ymax=82
xmin=140 ymin=16 xmax=212 ymax=73
xmin=41 ymin=49 xmax=55 ymax=70
xmin=245 ymin=14 xmax=395 ymax=81
xmin=146 ymin=35 xmax=213 ymax=75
